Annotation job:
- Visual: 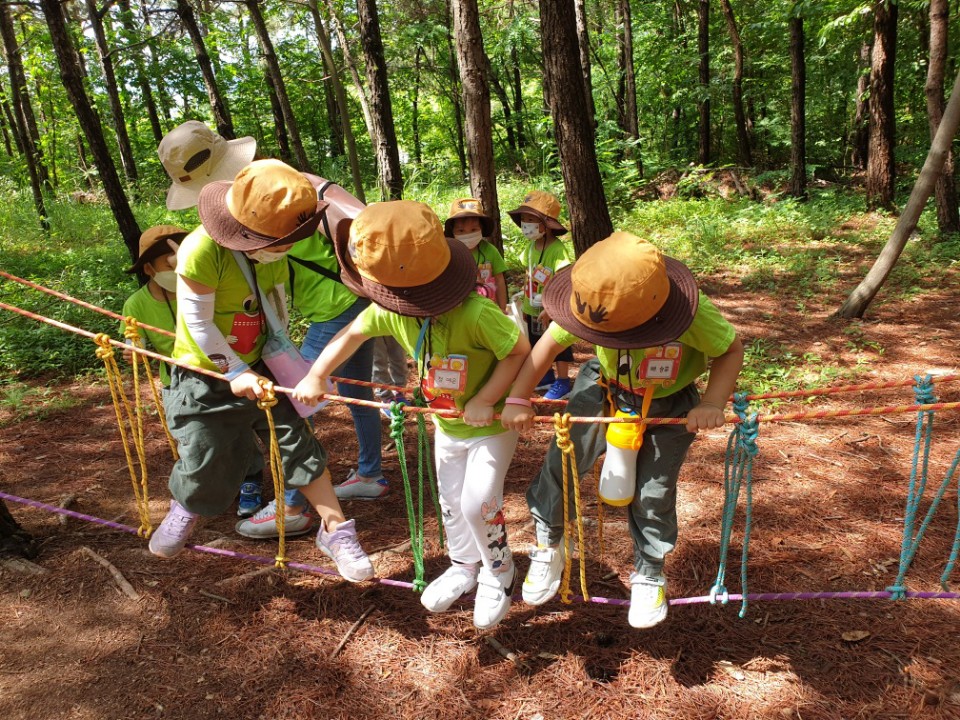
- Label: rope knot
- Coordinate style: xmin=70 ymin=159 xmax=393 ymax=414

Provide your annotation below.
xmin=553 ymin=413 xmax=573 ymax=453
xmin=913 ymin=374 xmax=937 ymax=406
xmin=256 ymin=378 xmax=278 ymax=410
xmin=388 ymin=403 xmax=406 ymax=437
xmin=886 ymin=583 xmax=906 ymax=601
xmin=709 ymin=584 xmax=730 ymax=605
xmin=123 ymin=317 xmax=142 ymax=343
xmin=93 ymin=333 xmax=115 ymax=360
xmin=274 ymin=554 xmax=287 ymax=569
xmin=732 ymin=391 xmax=751 ymax=418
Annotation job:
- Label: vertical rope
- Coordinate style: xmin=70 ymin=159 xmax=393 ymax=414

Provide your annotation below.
xmin=255 ymin=380 xmax=286 ymax=569
xmin=124 ymin=318 xmax=179 ymax=461
xmin=939 ymin=447 xmax=960 ymax=589
xmin=554 ymin=413 xmax=590 ymax=603
xmin=392 ymin=394 xmax=426 ymax=592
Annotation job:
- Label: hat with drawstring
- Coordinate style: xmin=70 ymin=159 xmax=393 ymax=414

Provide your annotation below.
xmin=334 ymin=200 xmax=476 ymax=318
xmin=543 ymin=232 xmax=699 ymax=349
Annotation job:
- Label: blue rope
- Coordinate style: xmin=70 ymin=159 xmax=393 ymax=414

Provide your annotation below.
xmin=709 ymin=392 xmax=759 ymax=618
xmin=888 ymin=375 xmax=938 ymax=601
xmin=939 ymin=447 xmax=960 ymax=589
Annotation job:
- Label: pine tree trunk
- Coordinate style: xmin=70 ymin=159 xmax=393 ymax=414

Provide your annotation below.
xmin=0 ymin=4 xmax=48 ymax=226
xmin=40 ymin=0 xmax=140 ymax=262
xmin=925 ymin=0 xmax=959 ymax=234
xmin=176 ymin=0 xmax=235 ymax=139
xmin=851 ymin=42 xmax=871 ymax=169
xmin=246 ymin=0 xmax=311 ymax=172
xmin=0 ymin=500 xmax=37 ymax=560
xmin=444 ymin=0 xmax=467 ymax=181
xmin=116 ymin=0 xmax=163 ymax=144
xmin=865 ymin=1 xmax=897 ymax=212
xmin=789 ymin=15 xmax=806 ymax=199
xmin=452 ymin=0 xmax=502 ymax=249
xmin=698 ymin=0 xmax=711 ymax=165
xmin=616 ymin=0 xmax=641 ymax=175
xmin=323 ymin=0 xmax=375 ymax=150
xmin=538 ymin=0 xmax=613 ymax=255
xmin=720 ymin=0 xmax=751 ymax=167
xmin=84 ymin=0 xmax=138 ymax=182
xmin=574 ymin=0 xmax=595 ymax=130
xmin=262 ymin=60 xmax=292 ymax=164
xmin=412 ymin=45 xmax=423 ymax=166
xmin=358 ymin=0 xmax=403 ymax=200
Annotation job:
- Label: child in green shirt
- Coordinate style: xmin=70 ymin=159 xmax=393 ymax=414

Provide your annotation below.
xmin=444 ymin=197 xmax=507 ymax=311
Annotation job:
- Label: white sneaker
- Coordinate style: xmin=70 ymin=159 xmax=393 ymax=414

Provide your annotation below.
xmin=522 ymin=544 xmax=564 ymax=606
xmin=473 ymin=564 xmax=515 ymax=630
xmin=420 ymin=563 xmax=479 ymax=612
xmin=628 ymin=572 xmax=668 ymax=628
xmin=234 ymin=500 xmax=315 ymax=539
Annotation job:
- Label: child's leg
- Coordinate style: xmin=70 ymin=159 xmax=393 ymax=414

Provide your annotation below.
xmin=297 ymin=468 xmax=346 ymax=527
xmin=555 ymin=360 xmax=570 ymax=380
xmin=433 ymin=429 xmax=482 ymax=567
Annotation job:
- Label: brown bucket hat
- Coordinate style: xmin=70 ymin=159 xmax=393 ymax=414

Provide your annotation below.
xmin=543 ymin=232 xmax=699 ymax=349
xmin=125 ymin=225 xmax=189 ymax=274
xmin=197 ymin=159 xmax=328 ymax=252
xmin=333 ymin=200 xmax=477 ymax=318
xmin=444 ymin=197 xmax=494 ymax=238
xmin=506 ymin=190 xmax=568 ymax=236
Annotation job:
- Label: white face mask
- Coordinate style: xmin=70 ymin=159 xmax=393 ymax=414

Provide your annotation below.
xmin=521 ymin=221 xmax=543 ymax=241
xmin=152 ymin=270 xmax=178 ymax=292
xmin=247 ymin=248 xmax=289 ymax=264
xmin=455 ymin=230 xmax=483 ymax=250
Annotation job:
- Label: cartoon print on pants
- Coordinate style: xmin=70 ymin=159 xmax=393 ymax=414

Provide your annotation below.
xmin=226 ymin=293 xmax=263 ymax=355
xmin=481 ymin=498 xmax=510 ymax=575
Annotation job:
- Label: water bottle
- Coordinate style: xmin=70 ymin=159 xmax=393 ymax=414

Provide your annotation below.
xmin=598 ymin=410 xmax=644 ymax=506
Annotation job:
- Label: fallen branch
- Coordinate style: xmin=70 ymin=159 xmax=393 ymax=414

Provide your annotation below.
xmin=1 ymin=557 xmax=49 ymax=576
xmin=198 ymin=589 xmax=234 ymax=604
xmin=368 ymin=539 xmax=411 ymax=564
xmin=215 ymin=566 xmax=274 ymax=587
xmin=79 ymin=546 xmax=140 ymax=601
xmin=329 ymin=605 xmax=375 ymax=659
xmin=57 ymin=494 xmax=78 ymax=526
xmin=484 ymin=636 xmax=529 ymax=670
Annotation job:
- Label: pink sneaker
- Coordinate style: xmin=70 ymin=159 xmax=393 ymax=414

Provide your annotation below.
xmin=148 ymin=500 xmax=199 ymax=558
xmin=316 ymin=519 xmax=374 ymax=582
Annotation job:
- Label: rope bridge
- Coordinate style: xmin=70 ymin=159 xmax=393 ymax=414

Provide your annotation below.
xmin=2 ymin=271 xmax=960 ymax=616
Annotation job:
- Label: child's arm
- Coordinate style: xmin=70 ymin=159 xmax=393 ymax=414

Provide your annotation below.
xmin=494 ymin=272 xmax=507 ymax=312
xmin=686 ymin=335 xmax=744 ymax=432
xmin=293 ymin=316 xmax=370 ymax=404
xmin=499 ymin=331 xmax=567 ymax=432
xmin=462 ymin=332 xmax=532 ymax=427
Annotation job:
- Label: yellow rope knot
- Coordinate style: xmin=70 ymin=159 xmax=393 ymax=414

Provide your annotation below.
xmin=93 ymin=333 xmax=115 ymax=360
xmin=257 ymin=376 xmax=287 ymax=566
xmin=275 ymin=553 xmax=288 ymax=569
xmin=256 ymin=378 xmax=278 ymax=410
xmin=554 ymin=412 xmax=573 ymax=454
xmin=122 ymin=317 xmax=142 ymax=344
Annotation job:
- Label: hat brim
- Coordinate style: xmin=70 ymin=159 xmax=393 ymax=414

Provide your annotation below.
xmin=165 ymin=136 xmax=257 ymax=210
xmin=197 ymin=176 xmax=328 ymax=252
xmin=125 ymin=231 xmax=188 ymax=273
xmin=334 ymin=218 xmax=477 ymax=318
xmin=444 ymin=212 xmax=494 ymax=238
xmin=506 ymin=205 xmax=568 ymax=236
xmin=543 ymin=257 xmax=699 ymax=349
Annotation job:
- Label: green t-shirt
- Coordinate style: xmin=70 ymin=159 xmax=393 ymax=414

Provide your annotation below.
xmin=548 ymin=292 xmax=736 ymax=399
xmin=472 ymin=240 xmax=507 ymax=298
xmin=287 ymin=230 xmax=358 ymax=322
xmin=172 ymin=227 xmax=288 ymax=374
xmin=358 ymin=293 xmax=520 ymax=438
xmin=522 ymin=237 xmax=573 ymax=315
xmin=121 ymin=284 xmax=177 ymax=386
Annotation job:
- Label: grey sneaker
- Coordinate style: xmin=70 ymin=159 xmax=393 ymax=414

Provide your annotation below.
xmin=473 ymin=564 xmax=515 ymax=630
xmin=235 ymin=500 xmax=315 ymax=539
xmin=522 ymin=544 xmax=565 ymax=606
xmin=421 ymin=563 xmax=479 ymax=613
xmin=628 ymin=572 xmax=668 ymax=629
xmin=334 ymin=468 xmax=389 ymax=500
xmin=148 ymin=500 xmax=200 ymax=558
xmin=316 ymin=519 xmax=374 ymax=582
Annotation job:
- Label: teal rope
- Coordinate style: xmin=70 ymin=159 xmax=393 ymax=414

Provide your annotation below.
xmin=413 ymin=389 xmax=445 ymax=550
xmin=939 ymin=447 xmax=960 ymax=589
xmin=709 ymin=392 xmax=759 ymax=618
xmin=888 ymin=375 xmax=938 ymax=600
xmin=389 ymin=401 xmax=427 ymax=592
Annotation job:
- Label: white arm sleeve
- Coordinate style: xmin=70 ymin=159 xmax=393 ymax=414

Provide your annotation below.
xmin=270 ymin=283 xmax=289 ymax=330
xmin=178 ymin=277 xmax=250 ymax=380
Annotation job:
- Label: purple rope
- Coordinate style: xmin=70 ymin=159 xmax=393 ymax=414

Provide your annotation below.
xmin=5 ymin=491 xmax=960 ymax=607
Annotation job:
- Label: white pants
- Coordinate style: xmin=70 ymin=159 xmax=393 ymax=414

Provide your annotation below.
xmin=434 ymin=428 xmax=519 ymax=580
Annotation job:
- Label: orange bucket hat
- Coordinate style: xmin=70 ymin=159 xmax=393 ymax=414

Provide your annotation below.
xmin=506 ymin=190 xmax=568 ymax=236
xmin=334 ymin=200 xmax=477 ymax=318
xmin=444 ymin=197 xmax=494 ymax=238
xmin=125 ymin=225 xmax=189 ymax=274
xmin=543 ymin=232 xmax=699 ymax=349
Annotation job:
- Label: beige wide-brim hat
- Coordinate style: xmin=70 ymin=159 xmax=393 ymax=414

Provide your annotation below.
xmin=334 ymin=200 xmax=477 ymax=318
xmin=543 ymin=232 xmax=699 ymax=349
xmin=197 ymin=159 xmax=328 ymax=252
xmin=158 ymin=120 xmax=257 ymax=210
xmin=506 ymin=189 xmax=568 ymax=236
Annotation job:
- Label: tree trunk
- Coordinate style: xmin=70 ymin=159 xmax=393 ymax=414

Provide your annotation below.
xmin=720 ymin=0 xmax=751 ymax=167
xmin=307 ymin=0 xmax=365 ymax=201
xmin=0 ymin=499 xmax=37 ymax=560
xmin=925 ymin=0 xmax=959 ymax=234
xmin=176 ymin=0 xmax=235 ymax=139
xmin=511 ymin=46 xmax=525 ymax=149
xmin=0 ymin=4 xmax=48 ymax=226
xmin=616 ymin=0 xmax=641 ymax=175
xmin=357 ymin=0 xmax=403 ymax=199
xmin=411 ymin=45 xmax=423 ymax=166
xmin=116 ymin=0 xmax=163 ymax=144
xmin=0 ymin=79 xmax=21 ymax=157
xmin=697 ymin=0 xmax=711 ymax=165
xmin=574 ymin=0 xmax=595 ymax=129
xmin=538 ymin=0 xmax=613 ymax=255
xmin=262 ymin=60 xmax=292 ymax=164
xmin=444 ymin=0 xmax=467 ymax=181
xmin=246 ymin=0 xmax=311 ymax=172
xmin=789 ymin=14 xmax=806 ymax=199
xmin=851 ymin=42 xmax=871 ymax=169
xmin=452 ymin=0 xmax=502 ymax=249
xmin=40 ymin=0 xmax=140 ymax=262
xmin=323 ymin=0 xmax=375 ymax=148
xmin=840 ymin=66 xmax=960 ymax=318
xmin=489 ymin=71 xmax=516 ymax=156
xmin=84 ymin=0 xmax=138 ymax=183
xmin=865 ymin=1 xmax=897 ymax=212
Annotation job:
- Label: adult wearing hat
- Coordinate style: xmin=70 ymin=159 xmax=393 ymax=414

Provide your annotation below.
xmin=501 ymin=232 xmax=744 ymax=629
xmin=149 ymin=160 xmax=374 ymax=585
